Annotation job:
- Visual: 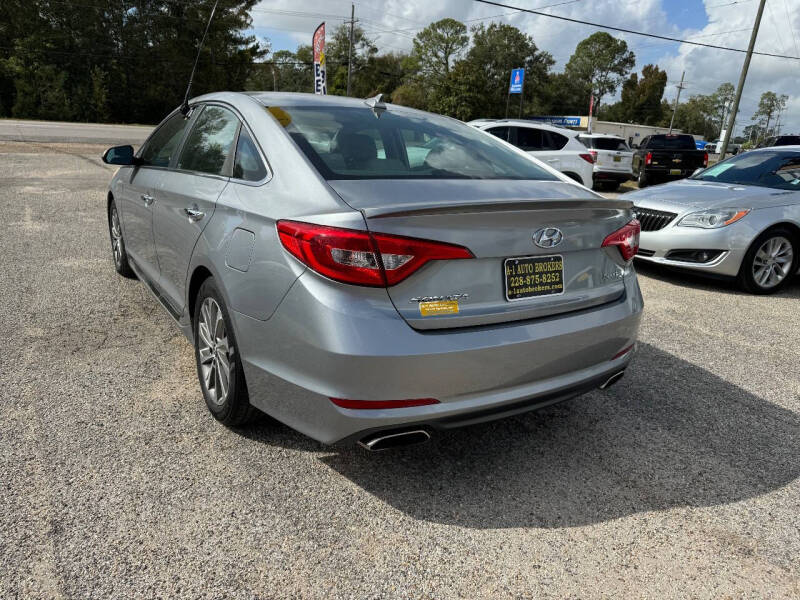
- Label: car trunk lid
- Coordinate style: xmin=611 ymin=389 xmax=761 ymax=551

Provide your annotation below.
xmin=328 ymin=179 xmax=634 ymax=330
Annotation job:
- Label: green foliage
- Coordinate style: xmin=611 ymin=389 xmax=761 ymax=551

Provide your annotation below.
xmin=411 ymin=19 xmax=468 ymax=79
xmin=564 ymin=32 xmax=635 ymax=110
xmin=600 ymin=65 xmax=667 ymax=125
xmin=750 ymin=91 xmax=788 ymax=143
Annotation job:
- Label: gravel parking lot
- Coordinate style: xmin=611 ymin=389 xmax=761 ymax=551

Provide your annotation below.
xmin=2 ymin=141 xmax=799 ymax=598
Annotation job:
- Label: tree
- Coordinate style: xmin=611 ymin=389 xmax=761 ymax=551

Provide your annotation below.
xmin=600 ymin=64 xmax=667 ymax=124
xmin=434 ymin=23 xmax=553 ymax=120
xmin=564 ymin=32 xmax=635 ymax=110
xmin=711 ymin=82 xmax=735 ymax=132
xmin=663 ymin=94 xmax=718 ymax=139
xmin=751 ymin=91 xmax=788 ymax=143
xmin=324 ymin=23 xmax=377 ymax=96
xmin=411 ymin=19 xmax=468 ymax=79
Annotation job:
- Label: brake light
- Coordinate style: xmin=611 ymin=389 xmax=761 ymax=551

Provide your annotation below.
xmin=579 ymin=152 xmax=595 ymax=164
xmin=276 ymin=220 xmax=474 ymax=287
xmin=644 ymin=152 xmax=653 ymax=166
xmin=590 ymin=150 xmax=598 ymax=162
xmin=330 ymin=398 xmax=440 ymax=409
xmin=703 ymin=152 xmax=709 ymax=167
xmin=602 ymin=219 xmax=640 ymax=262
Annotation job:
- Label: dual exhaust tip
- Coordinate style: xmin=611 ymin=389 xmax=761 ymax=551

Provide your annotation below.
xmin=358 ymin=370 xmax=625 ymax=451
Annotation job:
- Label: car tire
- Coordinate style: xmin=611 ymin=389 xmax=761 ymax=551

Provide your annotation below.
xmin=637 ymin=168 xmax=649 ymax=188
xmin=737 ymin=228 xmax=798 ymax=294
xmin=193 ymin=277 xmax=257 ymax=426
xmin=564 ymin=172 xmax=584 ymax=185
xmin=108 ymin=200 xmax=136 ymax=278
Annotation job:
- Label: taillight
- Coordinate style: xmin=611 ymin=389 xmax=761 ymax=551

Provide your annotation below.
xmin=579 ymin=152 xmax=595 ymax=164
xmin=602 ymin=219 xmax=640 ymax=262
xmin=644 ymin=152 xmax=653 ymax=165
xmin=276 ymin=220 xmax=474 ymax=287
xmin=330 ymin=398 xmax=439 ymax=409
xmin=703 ymin=152 xmax=709 ymax=167
xmin=590 ymin=150 xmax=598 ymax=162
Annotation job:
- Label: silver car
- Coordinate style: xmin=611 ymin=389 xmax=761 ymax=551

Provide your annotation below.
xmin=103 ymin=92 xmax=643 ymax=449
xmin=627 ymin=147 xmax=800 ymax=294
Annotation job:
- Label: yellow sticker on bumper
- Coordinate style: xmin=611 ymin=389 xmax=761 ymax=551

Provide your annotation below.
xmin=419 ymin=300 xmax=459 ymax=316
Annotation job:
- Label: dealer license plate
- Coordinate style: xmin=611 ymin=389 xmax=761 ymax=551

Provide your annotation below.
xmin=504 ymin=255 xmax=564 ymax=301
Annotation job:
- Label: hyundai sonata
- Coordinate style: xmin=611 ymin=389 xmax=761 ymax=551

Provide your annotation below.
xmin=103 ymin=92 xmax=642 ymax=449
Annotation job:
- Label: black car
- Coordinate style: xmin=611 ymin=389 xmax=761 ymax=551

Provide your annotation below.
xmin=632 ymin=134 xmax=708 ymax=188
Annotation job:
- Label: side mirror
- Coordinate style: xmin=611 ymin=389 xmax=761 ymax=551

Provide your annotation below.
xmin=102 ymin=145 xmax=137 ymax=165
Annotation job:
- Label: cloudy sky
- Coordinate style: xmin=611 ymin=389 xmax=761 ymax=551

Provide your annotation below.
xmin=248 ymin=0 xmax=800 ymax=135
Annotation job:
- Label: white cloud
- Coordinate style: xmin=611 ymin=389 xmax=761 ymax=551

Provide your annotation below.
xmin=252 ymin=0 xmax=800 ymax=133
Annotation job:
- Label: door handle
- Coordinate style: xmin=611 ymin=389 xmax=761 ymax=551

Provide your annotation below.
xmin=141 ymin=193 xmax=155 ymax=206
xmin=184 ymin=205 xmax=205 ymax=222
xmin=546 ymin=158 xmax=558 ymax=163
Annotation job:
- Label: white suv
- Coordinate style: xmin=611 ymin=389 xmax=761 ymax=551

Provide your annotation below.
xmin=578 ymin=133 xmax=633 ymax=191
xmin=469 ymin=120 xmax=595 ymax=187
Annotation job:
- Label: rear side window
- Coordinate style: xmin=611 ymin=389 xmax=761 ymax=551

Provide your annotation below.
xmin=648 ymin=135 xmax=696 ymax=150
xmin=775 ymin=136 xmax=800 ymax=146
xmin=543 ymin=131 xmax=568 ymax=150
xmin=513 ymin=127 xmax=543 ymax=151
xmin=485 ymin=126 xmax=510 ymax=142
xmin=140 ymin=113 xmax=191 ymax=167
xmin=233 ymin=127 xmax=268 ymax=181
xmin=177 ymin=105 xmax=240 ymax=176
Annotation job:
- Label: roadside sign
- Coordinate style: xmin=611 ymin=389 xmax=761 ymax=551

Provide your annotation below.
xmin=313 ymin=22 xmax=327 ymax=95
xmin=509 ymin=68 xmax=524 ymax=94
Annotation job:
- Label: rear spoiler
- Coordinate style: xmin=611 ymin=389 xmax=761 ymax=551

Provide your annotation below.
xmin=365 ymin=197 xmax=634 ymax=219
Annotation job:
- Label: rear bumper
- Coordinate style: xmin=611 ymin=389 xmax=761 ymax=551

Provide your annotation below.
xmin=593 ymin=168 xmax=633 ymax=181
xmin=232 ymin=270 xmax=643 ymax=444
xmin=644 ymin=167 xmax=698 ymax=179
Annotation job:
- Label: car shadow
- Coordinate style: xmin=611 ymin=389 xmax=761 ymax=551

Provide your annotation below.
xmin=243 ymin=342 xmax=800 ymax=529
xmin=635 ymin=259 xmax=800 ymax=297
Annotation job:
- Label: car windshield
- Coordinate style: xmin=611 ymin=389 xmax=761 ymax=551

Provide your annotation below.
xmin=269 ymin=105 xmax=558 ymax=181
xmin=648 ymin=135 xmax=697 ymax=150
xmin=691 ymin=151 xmax=800 ymax=190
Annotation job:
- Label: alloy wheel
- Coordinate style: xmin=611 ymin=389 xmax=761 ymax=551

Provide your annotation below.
xmin=197 ymin=297 xmax=232 ymax=405
xmin=752 ymin=235 xmax=793 ymax=289
xmin=110 ymin=206 xmax=123 ymax=267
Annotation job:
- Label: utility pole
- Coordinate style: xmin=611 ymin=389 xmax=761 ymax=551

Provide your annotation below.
xmin=346 ymin=4 xmax=355 ymax=97
xmin=720 ymin=0 xmax=766 ymax=158
xmin=668 ymin=71 xmax=685 ymax=134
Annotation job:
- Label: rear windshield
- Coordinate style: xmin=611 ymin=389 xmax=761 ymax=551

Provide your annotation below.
xmin=581 ymin=136 xmax=629 ymax=151
xmin=269 ymin=105 xmax=558 ymax=181
xmin=691 ymin=151 xmax=800 ymax=190
xmin=648 ymin=135 xmax=697 ymax=150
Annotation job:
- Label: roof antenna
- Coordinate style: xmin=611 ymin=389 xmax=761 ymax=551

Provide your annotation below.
xmin=181 ymin=0 xmax=219 ymax=117
xmin=364 ymin=93 xmax=386 ymax=118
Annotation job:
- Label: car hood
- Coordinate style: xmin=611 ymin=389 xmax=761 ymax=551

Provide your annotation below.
xmin=626 ymin=178 xmax=798 ymax=212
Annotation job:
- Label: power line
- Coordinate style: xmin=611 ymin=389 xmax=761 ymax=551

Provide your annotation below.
xmin=472 ymin=0 xmax=800 ymax=60
xmin=783 ymin=0 xmax=800 ymax=56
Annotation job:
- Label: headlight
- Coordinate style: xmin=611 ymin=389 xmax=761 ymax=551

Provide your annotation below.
xmin=677 ymin=209 xmax=750 ymax=229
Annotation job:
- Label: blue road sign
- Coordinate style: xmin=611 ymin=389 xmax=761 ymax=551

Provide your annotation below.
xmin=509 ymin=68 xmax=525 ymax=94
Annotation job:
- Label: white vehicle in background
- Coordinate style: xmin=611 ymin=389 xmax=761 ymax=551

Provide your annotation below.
xmin=578 ymin=133 xmax=634 ymax=191
xmin=469 ymin=119 xmax=595 ymax=187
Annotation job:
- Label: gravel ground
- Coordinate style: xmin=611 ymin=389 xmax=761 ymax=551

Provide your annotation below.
xmin=2 ymin=141 xmax=799 ymax=599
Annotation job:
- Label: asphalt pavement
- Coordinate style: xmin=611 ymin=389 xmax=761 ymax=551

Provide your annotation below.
xmin=0 ymin=119 xmax=152 ymax=145
xmin=2 ymin=140 xmax=799 ymax=598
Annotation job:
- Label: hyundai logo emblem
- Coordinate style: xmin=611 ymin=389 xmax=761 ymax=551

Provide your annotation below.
xmin=533 ymin=227 xmax=563 ymax=248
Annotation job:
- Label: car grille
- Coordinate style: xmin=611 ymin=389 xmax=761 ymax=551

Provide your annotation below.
xmin=633 ymin=207 xmax=677 ymax=232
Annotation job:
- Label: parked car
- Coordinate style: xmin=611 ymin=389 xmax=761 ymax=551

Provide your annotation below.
xmin=632 ymin=134 xmax=709 ymax=188
xmin=757 ymin=134 xmax=800 ymax=148
xmin=469 ymin=119 xmax=595 ymax=187
xmin=578 ymin=133 xmax=633 ymax=191
xmin=708 ymin=139 xmax=742 ymax=155
xmin=627 ymin=147 xmax=800 ymax=294
xmin=102 ymin=92 xmax=643 ymax=449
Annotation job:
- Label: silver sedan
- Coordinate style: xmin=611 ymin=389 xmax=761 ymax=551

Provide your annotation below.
xmin=102 ymin=92 xmax=642 ymax=449
xmin=626 ymin=147 xmax=800 ymax=294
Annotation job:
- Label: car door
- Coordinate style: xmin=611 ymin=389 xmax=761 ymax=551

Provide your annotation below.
xmin=121 ymin=112 xmax=192 ymax=283
xmin=152 ymin=104 xmax=240 ymax=313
